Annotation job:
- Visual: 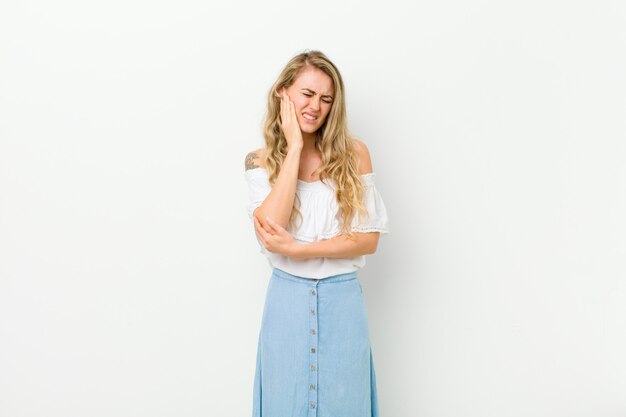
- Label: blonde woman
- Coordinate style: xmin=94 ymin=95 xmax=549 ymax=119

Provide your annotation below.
xmin=244 ymin=50 xmax=390 ymax=417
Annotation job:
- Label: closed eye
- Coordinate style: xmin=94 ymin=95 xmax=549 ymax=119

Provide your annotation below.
xmin=303 ymin=92 xmax=333 ymax=104
xmin=301 ymin=88 xmax=333 ymax=104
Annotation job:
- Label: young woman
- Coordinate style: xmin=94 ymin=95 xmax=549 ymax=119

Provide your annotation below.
xmin=244 ymin=50 xmax=390 ymax=417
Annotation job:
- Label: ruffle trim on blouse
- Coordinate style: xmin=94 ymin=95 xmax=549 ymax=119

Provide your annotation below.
xmin=290 ymin=227 xmax=390 ymax=243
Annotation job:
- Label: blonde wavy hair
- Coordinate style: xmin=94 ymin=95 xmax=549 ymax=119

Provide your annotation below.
xmin=261 ymin=50 xmax=369 ymax=240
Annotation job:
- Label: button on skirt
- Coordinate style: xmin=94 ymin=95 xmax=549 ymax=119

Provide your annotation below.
xmin=252 ymin=267 xmax=379 ymax=417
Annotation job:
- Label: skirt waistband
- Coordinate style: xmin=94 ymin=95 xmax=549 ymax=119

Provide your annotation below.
xmin=271 ymin=267 xmax=358 ymax=285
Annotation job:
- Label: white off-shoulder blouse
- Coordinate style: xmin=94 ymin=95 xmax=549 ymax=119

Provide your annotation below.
xmin=244 ymin=167 xmax=390 ymax=279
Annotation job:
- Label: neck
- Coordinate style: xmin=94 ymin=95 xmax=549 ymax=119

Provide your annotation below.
xmin=301 ymin=132 xmax=318 ymax=155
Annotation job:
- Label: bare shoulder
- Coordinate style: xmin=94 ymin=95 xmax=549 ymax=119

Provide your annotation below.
xmin=353 ymin=138 xmax=373 ymax=175
xmin=244 ymin=148 xmax=267 ymax=171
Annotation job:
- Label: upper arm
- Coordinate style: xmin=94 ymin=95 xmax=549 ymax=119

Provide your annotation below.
xmin=244 ymin=148 xmax=266 ymax=171
xmin=353 ymin=139 xmax=380 ymax=253
xmin=354 ymin=139 xmax=373 ymax=175
xmin=245 ymin=148 xmax=268 ymax=221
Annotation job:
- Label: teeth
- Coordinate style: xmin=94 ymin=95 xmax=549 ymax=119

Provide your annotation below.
xmin=303 ymin=113 xmax=318 ymax=120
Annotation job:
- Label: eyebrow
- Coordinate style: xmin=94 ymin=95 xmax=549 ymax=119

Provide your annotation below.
xmin=301 ymin=88 xmax=334 ymax=100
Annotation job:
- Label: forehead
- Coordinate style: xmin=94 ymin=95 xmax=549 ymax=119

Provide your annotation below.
xmin=292 ymin=67 xmax=334 ymax=94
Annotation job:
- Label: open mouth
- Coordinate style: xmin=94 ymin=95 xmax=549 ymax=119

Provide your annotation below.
xmin=302 ymin=112 xmax=318 ymax=121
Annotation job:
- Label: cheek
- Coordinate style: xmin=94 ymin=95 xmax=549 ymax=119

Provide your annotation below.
xmin=291 ymin=97 xmax=307 ymax=111
xmin=321 ymin=105 xmax=332 ymax=120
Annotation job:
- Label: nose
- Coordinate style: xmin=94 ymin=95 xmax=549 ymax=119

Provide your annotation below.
xmin=308 ymin=95 xmax=321 ymax=111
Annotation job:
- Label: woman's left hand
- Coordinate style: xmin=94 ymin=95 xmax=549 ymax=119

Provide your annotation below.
xmin=253 ymin=215 xmax=300 ymax=258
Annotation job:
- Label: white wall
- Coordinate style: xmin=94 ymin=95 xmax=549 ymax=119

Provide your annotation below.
xmin=1 ymin=0 xmax=625 ymax=416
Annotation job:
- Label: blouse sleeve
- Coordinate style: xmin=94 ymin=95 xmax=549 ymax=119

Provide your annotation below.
xmin=244 ymin=168 xmax=272 ymax=221
xmin=350 ymin=173 xmax=390 ymax=234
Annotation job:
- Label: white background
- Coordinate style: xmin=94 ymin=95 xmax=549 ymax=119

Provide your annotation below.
xmin=1 ymin=0 xmax=625 ymax=416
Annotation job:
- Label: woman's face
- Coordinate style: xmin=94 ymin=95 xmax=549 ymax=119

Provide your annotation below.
xmin=282 ymin=67 xmax=335 ymax=136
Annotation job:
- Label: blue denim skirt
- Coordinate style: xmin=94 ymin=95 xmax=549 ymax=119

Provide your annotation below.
xmin=252 ymin=267 xmax=379 ymax=417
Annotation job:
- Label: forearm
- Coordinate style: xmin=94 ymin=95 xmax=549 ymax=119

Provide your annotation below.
xmin=293 ymin=232 xmax=379 ymax=259
xmin=254 ymin=147 xmax=301 ymax=230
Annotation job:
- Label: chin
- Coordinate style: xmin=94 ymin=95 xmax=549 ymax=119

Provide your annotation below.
xmin=298 ymin=124 xmax=318 ymax=134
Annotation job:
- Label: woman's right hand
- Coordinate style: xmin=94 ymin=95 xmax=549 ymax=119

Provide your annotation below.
xmin=279 ymin=89 xmax=303 ymax=151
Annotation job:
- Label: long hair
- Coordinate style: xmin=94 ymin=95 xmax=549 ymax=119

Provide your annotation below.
xmin=261 ymin=50 xmax=369 ymax=240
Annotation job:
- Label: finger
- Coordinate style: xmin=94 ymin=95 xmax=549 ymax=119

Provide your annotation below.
xmin=282 ymin=94 xmax=290 ymax=129
xmin=288 ymin=96 xmax=297 ymax=121
xmin=253 ymin=216 xmax=262 ymax=236
xmin=282 ymin=94 xmax=289 ymax=126
xmin=255 ymin=217 xmax=276 ymax=251
xmin=254 ymin=214 xmax=274 ymax=235
xmin=254 ymin=216 xmax=270 ymax=241
xmin=254 ymin=215 xmax=267 ymax=234
xmin=253 ymin=224 xmax=263 ymax=243
xmin=264 ymin=216 xmax=278 ymax=234
xmin=265 ymin=216 xmax=284 ymax=233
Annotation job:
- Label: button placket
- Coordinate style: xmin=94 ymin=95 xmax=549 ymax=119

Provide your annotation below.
xmin=308 ymin=282 xmax=319 ymax=416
